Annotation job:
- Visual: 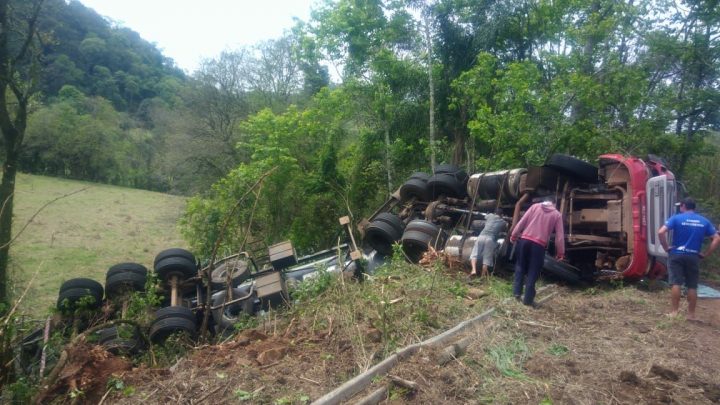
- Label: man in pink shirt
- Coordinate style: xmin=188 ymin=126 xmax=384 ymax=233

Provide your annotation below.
xmin=510 ymin=199 xmax=565 ymax=307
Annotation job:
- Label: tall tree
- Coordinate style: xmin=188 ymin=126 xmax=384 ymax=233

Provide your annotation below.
xmin=0 ymin=0 xmax=44 ymax=305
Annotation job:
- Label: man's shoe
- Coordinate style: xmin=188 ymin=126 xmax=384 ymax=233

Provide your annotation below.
xmin=514 ymin=295 xmax=522 ymax=302
xmin=524 ymin=301 xmax=540 ymax=309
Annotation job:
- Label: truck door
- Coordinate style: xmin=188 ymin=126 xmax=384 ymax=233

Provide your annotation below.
xmin=646 ymin=175 xmax=676 ymax=257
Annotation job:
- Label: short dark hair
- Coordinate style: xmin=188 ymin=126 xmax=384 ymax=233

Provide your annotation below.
xmin=681 ymin=197 xmax=696 ymax=210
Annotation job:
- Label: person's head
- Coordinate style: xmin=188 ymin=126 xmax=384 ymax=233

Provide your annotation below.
xmin=679 ymin=197 xmax=696 ymax=212
xmin=540 ymin=195 xmax=556 ymax=207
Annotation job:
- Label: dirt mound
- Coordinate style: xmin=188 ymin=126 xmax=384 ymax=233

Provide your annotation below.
xmin=42 ymin=343 xmax=131 ymax=403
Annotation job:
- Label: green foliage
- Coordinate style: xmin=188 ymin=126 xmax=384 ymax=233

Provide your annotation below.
xmin=233 ymin=314 xmax=259 ymax=332
xmin=485 ymin=337 xmax=530 ymax=379
xmin=38 ymin=0 xmax=186 ymax=112
xmin=547 ymin=343 xmax=570 ymax=356
xmin=57 ymin=293 xmax=98 ymax=316
xmin=106 ymin=376 xmax=135 ymax=397
xmin=540 ymin=398 xmax=554 ymax=405
xmin=289 ymin=268 xmax=336 ymax=304
xmin=21 ymin=87 xmax=160 ymax=188
xmin=447 ymin=281 xmax=468 ymax=298
xmin=5 ymin=377 xmax=36 ymax=403
xmin=140 ymin=333 xmax=193 ymax=367
xmin=181 ymin=90 xmax=352 ymax=257
xmin=124 ymin=273 xmax=163 ymax=322
xmin=234 ymin=389 xmax=254 ymax=401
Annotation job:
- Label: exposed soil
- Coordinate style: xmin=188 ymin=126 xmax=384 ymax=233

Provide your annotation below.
xmin=58 ymin=284 xmax=720 ymax=404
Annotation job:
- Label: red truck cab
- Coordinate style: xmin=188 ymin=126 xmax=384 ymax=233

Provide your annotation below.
xmin=516 ymin=153 xmax=678 ymax=282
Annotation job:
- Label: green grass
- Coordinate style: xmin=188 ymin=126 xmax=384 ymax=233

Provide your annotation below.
xmin=485 ymin=337 xmax=531 ymax=379
xmin=8 ymin=173 xmax=187 ymax=317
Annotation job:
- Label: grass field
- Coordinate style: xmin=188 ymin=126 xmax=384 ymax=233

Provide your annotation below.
xmin=8 ymin=173 xmax=187 ymax=317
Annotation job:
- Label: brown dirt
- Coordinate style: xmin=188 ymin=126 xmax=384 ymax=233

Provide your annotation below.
xmin=373 ymin=288 xmax=720 ymax=404
xmin=83 ymin=286 xmax=720 ymax=404
xmin=44 ymin=343 xmax=132 ymax=403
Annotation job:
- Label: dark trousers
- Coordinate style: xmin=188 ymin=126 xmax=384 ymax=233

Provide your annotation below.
xmin=513 ymin=238 xmax=545 ymax=305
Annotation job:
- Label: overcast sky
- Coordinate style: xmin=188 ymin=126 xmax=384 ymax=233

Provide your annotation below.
xmin=78 ymin=0 xmax=317 ymax=73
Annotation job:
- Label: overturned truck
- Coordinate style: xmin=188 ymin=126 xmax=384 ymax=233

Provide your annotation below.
xmin=360 ymin=154 xmax=679 ymax=284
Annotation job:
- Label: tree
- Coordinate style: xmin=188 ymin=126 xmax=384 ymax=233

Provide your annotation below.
xmin=247 ymin=35 xmax=304 ymax=111
xmin=0 ymin=0 xmax=44 ymax=305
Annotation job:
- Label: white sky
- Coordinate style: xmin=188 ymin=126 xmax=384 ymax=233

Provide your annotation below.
xmin=78 ymin=0 xmax=317 ymax=74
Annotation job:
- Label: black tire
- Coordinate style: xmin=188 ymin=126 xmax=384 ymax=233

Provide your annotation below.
xmin=210 ymin=258 xmax=250 ymax=289
xmin=542 ymin=255 xmax=582 ymax=284
xmin=409 ymin=172 xmax=430 ymax=182
xmin=544 ymin=154 xmax=598 ymax=183
xmin=105 ymin=271 xmax=147 ymax=299
xmin=211 ymin=287 xmax=256 ymax=335
xmin=433 ymin=164 xmax=469 ymax=185
xmin=405 ymin=219 xmax=443 ymax=237
xmin=427 ymin=173 xmax=466 ymax=199
xmin=154 ymin=256 xmax=197 ymax=282
xmin=107 ymin=263 xmax=148 ymax=278
xmin=96 ymin=326 xmax=143 ymax=355
xmin=102 ymin=338 xmax=142 ymax=355
xmin=364 ymin=221 xmax=402 ymax=256
xmin=399 ymin=178 xmax=430 ymax=202
xmin=401 ymin=221 xmax=446 ymax=263
xmin=59 ymin=278 xmax=104 ymax=296
xmin=153 ymin=248 xmax=196 ymax=268
xmin=21 ymin=327 xmax=44 ymax=347
xmin=401 ymin=231 xmax=432 ymax=262
xmin=433 ymin=164 xmax=460 ymax=175
xmin=154 ymin=306 xmax=196 ymax=322
xmin=372 ymin=213 xmax=404 ymax=234
xmin=149 ymin=316 xmax=197 ymax=343
xmin=57 ymin=287 xmax=103 ymax=311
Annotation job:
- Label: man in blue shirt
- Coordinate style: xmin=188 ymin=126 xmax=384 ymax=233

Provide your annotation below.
xmin=658 ymin=197 xmax=720 ymax=321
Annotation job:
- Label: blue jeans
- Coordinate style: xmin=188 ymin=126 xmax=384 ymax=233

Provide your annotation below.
xmin=513 ymin=239 xmax=545 ymax=305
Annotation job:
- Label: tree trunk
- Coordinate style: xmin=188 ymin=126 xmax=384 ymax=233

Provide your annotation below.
xmin=0 ymin=156 xmax=17 ymax=302
xmin=384 ymin=124 xmax=393 ymax=196
xmin=0 ymin=0 xmax=44 ymax=306
xmin=425 ymin=19 xmax=436 ymax=169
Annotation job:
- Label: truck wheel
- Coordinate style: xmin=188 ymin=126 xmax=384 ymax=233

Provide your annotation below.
xmin=154 ymin=256 xmax=197 ymax=282
xmin=154 ymin=248 xmax=196 ymax=268
xmin=154 ymin=305 xmax=197 ymax=322
xmin=409 ymin=171 xmax=430 ymax=182
xmin=433 ymin=164 xmax=469 ymax=185
xmin=544 ymin=154 xmax=598 ymax=183
xmin=97 ymin=326 xmax=143 ymax=355
xmin=57 ymin=278 xmax=104 ymax=311
xmin=401 ymin=220 xmax=447 ymax=263
xmin=105 ymin=271 xmax=147 ymax=299
xmin=59 ymin=278 xmax=104 ymax=296
xmin=149 ymin=306 xmax=197 ymax=343
xmin=428 ymin=174 xmax=466 ymax=199
xmin=57 ymin=288 xmax=103 ymax=311
xmin=107 ymin=263 xmax=147 ymax=278
xmin=373 ymin=213 xmax=404 ymax=234
xmin=400 ymin=178 xmax=430 ymax=202
xmin=210 ymin=258 xmax=250 ymax=289
xmin=542 ymin=255 xmax=582 ymax=284
xmin=364 ymin=221 xmax=402 ymax=256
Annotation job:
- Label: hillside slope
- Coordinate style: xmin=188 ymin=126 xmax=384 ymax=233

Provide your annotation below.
xmin=9 ymin=173 xmax=186 ymax=317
